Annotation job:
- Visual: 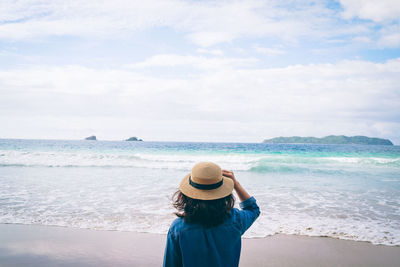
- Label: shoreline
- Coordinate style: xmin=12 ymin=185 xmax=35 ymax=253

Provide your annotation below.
xmin=1 ymin=223 xmax=399 ymax=267
xmin=2 ymin=222 xmax=398 ymax=247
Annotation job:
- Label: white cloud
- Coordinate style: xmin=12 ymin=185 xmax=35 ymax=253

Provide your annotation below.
xmin=351 ymin=36 xmax=372 ymax=43
xmin=1 ymin=57 xmax=399 ymax=143
xmin=253 ymin=45 xmax=285 ymax=56
xmin=0 ymin=0 xmax=394 ymax=47
xmin=1 ymin=0 xmax=282 ymax=44
xmin=126 ymin=54 xmax=258 ymax=70
xmin=196 ymin=48 xmax=223 ymax=56
xmin=339 ymin=0 xmax=400 ymax=22
xmin=378 ymin=25 xmax=400 ymax=48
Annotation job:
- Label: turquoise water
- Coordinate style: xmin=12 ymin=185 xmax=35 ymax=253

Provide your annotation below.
xmin=0 ymin=139 xmax=399 ymax=245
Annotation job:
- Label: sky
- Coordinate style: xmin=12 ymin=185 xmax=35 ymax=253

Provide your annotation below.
xmin=0 ymin=0 xmax=399 ymax=144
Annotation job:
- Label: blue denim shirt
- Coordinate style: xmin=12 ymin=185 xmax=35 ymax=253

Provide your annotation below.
xmin=163 ymin=196 xmax=260 ymax=267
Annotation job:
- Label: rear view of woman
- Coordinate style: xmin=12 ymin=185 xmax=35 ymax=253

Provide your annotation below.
xmin=164 ymin=162 xmax=260 ymax=267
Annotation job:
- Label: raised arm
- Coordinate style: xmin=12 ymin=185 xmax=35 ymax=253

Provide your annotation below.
xmin=222 ymin=169 xmax=260 ymax=234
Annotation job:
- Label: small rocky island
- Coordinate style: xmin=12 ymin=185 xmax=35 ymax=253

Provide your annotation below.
xmin=85 ymin=135 xmax=97 ymax=141
xmin=263 ymin=135 xmax=393 ymax=145
xmin=125 ymin=137 xmax=143 ymax=141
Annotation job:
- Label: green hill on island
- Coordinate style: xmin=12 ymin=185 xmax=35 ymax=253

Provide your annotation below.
xmin=263 ymin=135 xmax=393 ymax=145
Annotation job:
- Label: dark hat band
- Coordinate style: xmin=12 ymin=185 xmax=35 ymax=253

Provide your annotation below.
xmin=189 ymin=176 xmax=223 ymax=190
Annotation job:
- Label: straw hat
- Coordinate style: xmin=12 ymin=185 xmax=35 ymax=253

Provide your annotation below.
xmin=179 ymin=162 xmax=234 ymax=200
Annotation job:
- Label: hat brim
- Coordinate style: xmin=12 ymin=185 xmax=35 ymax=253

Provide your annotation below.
xmin=179 ymin=173 xmax=234 ymax=200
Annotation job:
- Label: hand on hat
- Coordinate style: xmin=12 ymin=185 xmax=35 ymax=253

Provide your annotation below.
xmin=222 ymin=169 xmax=250 ymax=202
xmin=222 ymin=170 xmax=237 ymax=183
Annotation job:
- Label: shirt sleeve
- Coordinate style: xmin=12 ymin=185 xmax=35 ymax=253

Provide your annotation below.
xmin=238 ymin=196 xmax=261 ymax=235
xmin=163 ymin=229 xmax=182 ymax=267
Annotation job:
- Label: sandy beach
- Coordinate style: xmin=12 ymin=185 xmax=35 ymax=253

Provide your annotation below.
xmin=0 ymin=224 xmax=399 ymax=267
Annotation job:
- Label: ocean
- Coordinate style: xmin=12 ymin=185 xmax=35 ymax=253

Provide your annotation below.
xmin=0 ymin=139 xmax=399 ymax=245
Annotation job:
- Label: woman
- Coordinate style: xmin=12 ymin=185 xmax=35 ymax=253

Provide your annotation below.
xmin=163 ymin=162 xmax=260 ymax=267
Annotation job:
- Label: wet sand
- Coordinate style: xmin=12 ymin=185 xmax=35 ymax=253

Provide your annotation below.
xmin=0 ymin=223 xmax=399 ymax=267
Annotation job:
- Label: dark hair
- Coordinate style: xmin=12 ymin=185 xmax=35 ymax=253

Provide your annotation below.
xmin=173 ymin=190 xmax=235 ymax=227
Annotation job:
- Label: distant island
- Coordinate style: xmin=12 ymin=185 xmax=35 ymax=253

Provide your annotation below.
xmin=85 ymin=135 xmax=97 ymax=141
xmin=263 ymin=135 xmax=393 ymax=145
xmin=125 ymin=137 xmax=143 ymax=141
